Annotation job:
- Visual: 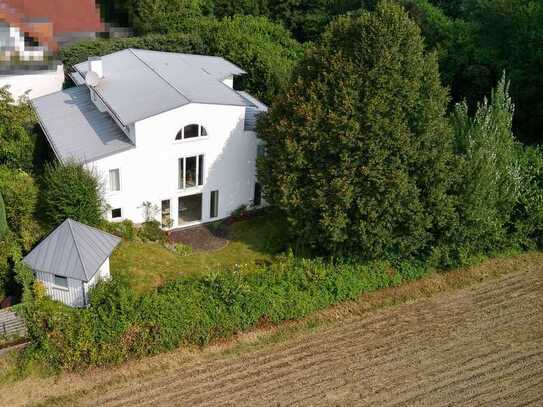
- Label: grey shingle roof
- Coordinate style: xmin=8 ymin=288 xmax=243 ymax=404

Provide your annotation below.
xmin=32 ymin=86 xmax=134 ymax=164
xmin=73 ymin=49 xmax=250 ymax=125
xmin=238 ymin=91 xmax=268 ymax=131
xmin=23 ymin=219 xmax=121 ymax=282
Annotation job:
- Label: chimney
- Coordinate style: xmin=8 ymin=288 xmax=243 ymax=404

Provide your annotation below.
xmin=88 ymin=56 xmax=103 ymax=79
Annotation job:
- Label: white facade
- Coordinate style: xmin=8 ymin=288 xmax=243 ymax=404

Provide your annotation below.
xmin=86 ymin=100 xmax=263 ymax=228
xmin=35 ymin=258 xmax=111 ymax=308
xmin=0 ymin=64 xmax=64 ymax=101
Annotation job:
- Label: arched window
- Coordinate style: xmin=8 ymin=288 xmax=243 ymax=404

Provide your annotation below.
xmin=175 ymin=124 xmax=208 ymax=141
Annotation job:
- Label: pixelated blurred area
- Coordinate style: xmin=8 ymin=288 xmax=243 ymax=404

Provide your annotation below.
xmin=0 ymin=0 xmax=105 ymax=67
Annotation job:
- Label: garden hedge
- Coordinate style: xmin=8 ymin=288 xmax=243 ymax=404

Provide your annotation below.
xmin=20 ymin=254 xmax=429 ymax=370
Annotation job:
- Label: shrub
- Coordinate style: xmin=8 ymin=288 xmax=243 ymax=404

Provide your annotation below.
xmin=20 ymin=253 xmax=430 ymax=370
xmin=139 ymin=220 xmax=166 ymax=242
xmin=40 ymin=162 xmax=104 ymax=227
xmin=101 ymin=220 xmax=137 ymax=241
xmin=0 ymin=166 xmax=43 ymax=250
xmin=0 ymin=233 xmax=22 ymax=300
xmin=231 ymin=204 xmax=248 ymax=219
xmin=164 ymin=243 xmax=193 ymax=257
xmin=512 ymin=146 xmax=543 ymax=249
xmin=0 ymin=87 xmax=44 ymax=173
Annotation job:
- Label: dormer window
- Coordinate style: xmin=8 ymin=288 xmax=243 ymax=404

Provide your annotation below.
xmin=175 ymin=124 xmax=208 ymax=141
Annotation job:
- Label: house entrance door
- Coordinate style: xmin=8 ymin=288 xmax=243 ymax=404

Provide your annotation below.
xmin=178 ymin=194 xmax=202 ymax=225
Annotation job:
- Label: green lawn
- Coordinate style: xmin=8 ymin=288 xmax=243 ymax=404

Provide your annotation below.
xmin=110 ymin=214 xmax=287 ymax=294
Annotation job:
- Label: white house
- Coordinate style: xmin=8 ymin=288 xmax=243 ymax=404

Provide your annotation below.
xmin=22 ymin=219 xmax=121 ymax=307
xmin=32 ymin=49 xmax=267 ymax=229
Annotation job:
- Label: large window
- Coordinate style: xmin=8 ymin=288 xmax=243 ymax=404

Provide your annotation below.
xmin=210 ymin=190 xmax=219 ymax=218
xmin=175 ymin=124 xmax=208 ymax=141
xmin=178 ymin=154 xmax=204 ymax=189
xmin=109 ymin=169 xmax=120 ymax=192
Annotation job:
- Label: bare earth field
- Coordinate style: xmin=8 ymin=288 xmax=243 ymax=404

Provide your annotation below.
xmin=1 ymin=253 xmax=542 ymax=406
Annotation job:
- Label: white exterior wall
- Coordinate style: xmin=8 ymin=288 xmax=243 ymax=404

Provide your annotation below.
xmin=34 ymin=258 xmax=112 ymax=308
xmin=86 ymin=103 xmax=260 ymax=228
xmin=0 ymin=64 xmax=64 ymax=101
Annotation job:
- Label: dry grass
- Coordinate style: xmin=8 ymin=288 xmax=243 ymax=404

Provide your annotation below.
xmin=1 ymin=251 xmax=542 ymax=406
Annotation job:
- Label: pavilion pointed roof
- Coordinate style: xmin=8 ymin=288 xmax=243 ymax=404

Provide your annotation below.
xmin=23 ymin=219 xmax=121 ymax=282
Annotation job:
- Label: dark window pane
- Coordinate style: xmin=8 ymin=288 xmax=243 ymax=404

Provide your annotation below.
xmin=178 ymin=194 xmax=202 ymax=224
xmin=201 ymin=126 xmax=208 ymax=137
xmin=112 ymin=208 xmax=122 ymax=218
xmin=54 ymin=275 xmax=68 ymax=288
xmin=175 ymin=130 xmax=183 ymax=140
xmin=184 ymin=124 xmax=199 ymax=139
xmin=186 ymin=156 xmax=197 ymax=187
xmin=198 ymin=154 xmax=204 ymax=185
xmin=254 ymin=183 xmax=262 ymax=206
xmin=210 ymin=190 xmax=219 ymax=218
xmin=178 ymin=158 xmax=184 ymax=189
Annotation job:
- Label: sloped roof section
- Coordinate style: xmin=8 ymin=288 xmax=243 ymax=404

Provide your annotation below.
xmin=23 ymin=219 xmax=121 ymax=282
xmin=73 ymin=49 xmax=250 ymax=125
xmin=238 ymin=91 xmax=268 ymax=131
xmin=32 ymin=86 xmax=134 ymax=163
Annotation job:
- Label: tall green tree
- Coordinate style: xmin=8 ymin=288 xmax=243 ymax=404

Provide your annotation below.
xmin=450 ymin=75 xmax=522 ymax=259
xmin=258 ymin=1 xmax=455 ymax=260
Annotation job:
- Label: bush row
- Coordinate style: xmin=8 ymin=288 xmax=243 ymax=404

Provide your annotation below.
xmin=20 ymin=254 xmax=429 ymax=370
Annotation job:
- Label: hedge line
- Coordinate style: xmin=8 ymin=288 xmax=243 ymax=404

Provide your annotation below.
xmin=20 ymin=254 xmax=429 ymax=370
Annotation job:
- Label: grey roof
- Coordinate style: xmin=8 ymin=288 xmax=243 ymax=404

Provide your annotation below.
xmin=69 ymin=71 xmax=86 ymax=86
xmin=32 ymin=86 xmax=134 ymax=163
xmin=238 ymin=91 xmax=268 ymax=131
xmin=23 ymin=219 xmax=121 ymax=282
xmin=73 ymin=49 xmax=250 ymax=125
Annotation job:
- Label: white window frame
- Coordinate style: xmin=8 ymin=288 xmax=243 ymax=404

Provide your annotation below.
xmin=109 ymin=168 xmax=121 ymax=193
xmin=174 ymin=124 xmax=209 ymax=142
xmin=178 ymin=154 xmax=205 ymax=190
xmin=53 ymin=274 xmax=69 ymax=290
xmin=111 ymin=207 xmax=123 ymax=220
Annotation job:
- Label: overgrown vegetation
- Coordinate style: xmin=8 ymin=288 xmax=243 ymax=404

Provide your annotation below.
xmin=20 ymin=253 xmax=428 ymax=370
xmin=258 ymin=2 xmax=543 ymax=267
xmin=39 ymin=162 xmax=104 ymax=227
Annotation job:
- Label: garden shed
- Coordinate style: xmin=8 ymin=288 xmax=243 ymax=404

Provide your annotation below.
xmin=23 ymin=219 xmax=121 ymax=307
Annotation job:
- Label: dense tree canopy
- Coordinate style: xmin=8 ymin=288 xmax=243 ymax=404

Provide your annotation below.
xmin=403 ymin=0 xmax=543 ymax=144
xmin=61 ymin=16 xmax=302 ymax=104
xmin=258 ymin=1 xmax=455 ymax=261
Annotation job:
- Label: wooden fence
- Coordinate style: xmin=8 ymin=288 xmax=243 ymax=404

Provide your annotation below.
xmin=0 ymin=308 xmax=26 ymax=339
